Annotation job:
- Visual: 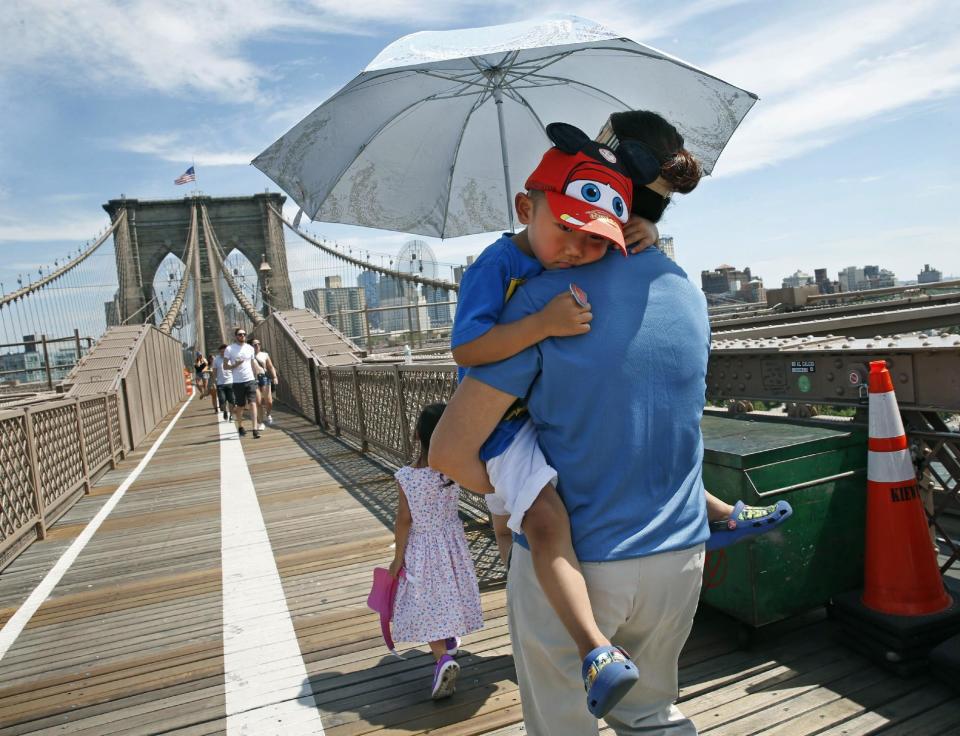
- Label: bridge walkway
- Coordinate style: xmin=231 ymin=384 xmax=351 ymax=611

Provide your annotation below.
xmin=0 ymin=399 xmax=958 ymax=734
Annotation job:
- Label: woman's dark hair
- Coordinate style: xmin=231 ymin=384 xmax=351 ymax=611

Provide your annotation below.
xmin=415 ymin=402 xmax=446 ymax=463
xmin=609 ymin=111 xmax=703 ymax=194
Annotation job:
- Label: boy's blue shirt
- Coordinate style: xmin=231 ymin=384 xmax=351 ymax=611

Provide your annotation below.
xmin=451 ymin=233 xmax=543 ymax=461
xmin=468 ymin=248 xmax=711 ymax=562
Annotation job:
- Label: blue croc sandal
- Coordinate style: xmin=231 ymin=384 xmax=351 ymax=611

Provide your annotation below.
xmin=706 ymin=500 xmax=793 ymax=552
xmin=582 ymin=645 xmax=639 ymax=718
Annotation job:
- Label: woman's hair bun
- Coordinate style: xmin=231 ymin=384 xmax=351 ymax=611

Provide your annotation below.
xmin=660 ymin=149 xmax=702 ymax=194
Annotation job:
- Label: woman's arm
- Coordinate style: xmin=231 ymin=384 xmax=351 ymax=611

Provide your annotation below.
xmin=265 ymin=355 xmax=278 ymax=383
xmin=429 ymin=376 xmax=518 ymax=494
xmin=388 ymin=485 xmax=412 ymax=578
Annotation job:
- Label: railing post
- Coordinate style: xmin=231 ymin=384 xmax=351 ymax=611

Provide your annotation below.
xmin=308 ymin=359 xmax=322 ymax=427
xmin=74 ymin=398 xmax=91 ymax=494
xmin=352 ymin=365 xmax=368 ymax=452
xmin=23 ymin=407 xmax=47 ymax=540
xmin=363 ymin=307 xmax=372 ymax=350
xmin=393 ymin=365 xmax=412 ymax=461
xmin=105 ymin=394 xmax=118 ymax=468
xmin=41 ymin=334 xmax=53 ymax=390
xmin=74 ymin=328 xmax=82 ymax=365
xmin=327 ymin=367 xmax=341 ymax=436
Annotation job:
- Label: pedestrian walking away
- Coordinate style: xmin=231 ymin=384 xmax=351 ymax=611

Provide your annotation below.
xmin=211 ymin=344 xmax=233 ymax=421
xmin=251 ymin=338 xmax=278 ymax=429
xmin=388 ymin=403 xmax=483 ymax=701
xmin=223 ymin=328 xmax=261 ymax=438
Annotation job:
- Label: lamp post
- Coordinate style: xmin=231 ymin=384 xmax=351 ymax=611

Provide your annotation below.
xmin=258 ymin=253 xmax=273 ymax=316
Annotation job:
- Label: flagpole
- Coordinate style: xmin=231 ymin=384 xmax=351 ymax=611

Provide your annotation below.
xmin=192 ymin=158 xmax=198 ymax=197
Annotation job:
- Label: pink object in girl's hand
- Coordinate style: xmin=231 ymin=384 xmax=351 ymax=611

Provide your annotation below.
xmin=368 ymin=567 xmax=403 ymax=657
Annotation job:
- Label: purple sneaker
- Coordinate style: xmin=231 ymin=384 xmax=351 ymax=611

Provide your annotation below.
xmin=445 ymin=637 xmax=461 ymax=656
xmin=431 ymin=654 xmax=460 ymax=699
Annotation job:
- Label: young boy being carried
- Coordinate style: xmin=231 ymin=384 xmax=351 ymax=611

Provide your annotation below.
xmin=450 ymin=124 xmax=648 ymax=718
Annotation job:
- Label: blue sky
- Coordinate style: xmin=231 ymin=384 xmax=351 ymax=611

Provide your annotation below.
xmin=1 ymin=0 xmax=958 ymax=299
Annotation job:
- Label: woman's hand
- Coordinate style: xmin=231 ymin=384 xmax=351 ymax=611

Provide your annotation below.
xmin=623 ymin=216 xmax=660 ymax=254
xmin=388 ymin=557 xmax=404 ymax=579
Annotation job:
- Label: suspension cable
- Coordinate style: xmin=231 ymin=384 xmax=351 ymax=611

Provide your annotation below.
xmin=0 ymin=211 xmax=126 ymax=309
xmin=267 ymin=204 xmax=459 ymax=292
xmin=158 ymin=204 xmax=198 ymax=333
xmin=200 ymin=204 xmax=264 ymax=325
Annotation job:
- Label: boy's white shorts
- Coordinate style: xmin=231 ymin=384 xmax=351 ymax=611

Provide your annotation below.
xmin=484 ymin=419 xmax=558 ymax=533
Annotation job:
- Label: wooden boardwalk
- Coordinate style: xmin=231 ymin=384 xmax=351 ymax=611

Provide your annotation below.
xmin=1 ymin=398 xmax=959 ymax=735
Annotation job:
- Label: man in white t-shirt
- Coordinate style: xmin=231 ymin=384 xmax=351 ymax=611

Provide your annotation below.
xmin=223 ymin=327 xmax=262 ymax=438
xmin=211 ymin=343 xmax=233 ymax=422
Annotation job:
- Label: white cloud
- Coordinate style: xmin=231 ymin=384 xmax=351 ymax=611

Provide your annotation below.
xmin=716 ymin=38 xmax=960 ymax=176
xmin=0 ymin=213 xmax=111 ymax=242
xmin=708 ymin=0 xmax=941 ymax=95
xmin=707 ymin=1 xmax=960 ymax=177
xmin=0 ymin=1 xmax=352 ymax=101
xmin=118 ymin=134 xmax=256 ymax=166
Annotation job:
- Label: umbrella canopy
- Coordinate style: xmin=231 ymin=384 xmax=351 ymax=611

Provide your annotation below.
xmin=253 ymin=15 xmax=757 ymax=239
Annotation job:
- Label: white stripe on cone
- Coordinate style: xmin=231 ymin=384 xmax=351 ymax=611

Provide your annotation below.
xmin=867 ymin=448 xmax=916 ymax=484
xmin=868 ymin=390 xmax=905 ymax=441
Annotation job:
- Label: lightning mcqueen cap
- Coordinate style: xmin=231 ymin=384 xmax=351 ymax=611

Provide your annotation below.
xmin=525 ymin=131 xmax=634 ymax=255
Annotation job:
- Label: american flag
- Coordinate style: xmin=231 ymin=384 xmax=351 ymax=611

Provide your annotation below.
xmin=174 ymin=166 xmax=196 ymax=185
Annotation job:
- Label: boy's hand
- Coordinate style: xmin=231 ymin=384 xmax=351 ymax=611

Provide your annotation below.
xmin=624 ymin=215 xmax=659 ymax=254
xmin=388 ymin=558 xmax=404 ymax=579
xmin=538 ymin=291 xmax=592 ymax=337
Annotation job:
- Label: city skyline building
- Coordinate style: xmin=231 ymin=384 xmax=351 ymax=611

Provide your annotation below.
xmin=304 ymin=285 xmax=366 ymax=338
xmin=659 ymin=236 xmax=676 ymax=262
xmin=782 ymin=270 xmax=815 ymax=288
xmin=919 ymin=264 xmax=943 ymax=283
xmin=358 ymin=270 xmax=381 ymax=329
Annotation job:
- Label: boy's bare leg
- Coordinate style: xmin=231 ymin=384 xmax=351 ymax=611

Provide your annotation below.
xmin=491 ymin=513 xmax=514 ymax=567
xmin=521 ymin=483 xmax=609 ymax=660
xmin=706 ymin=491 xmax=734 ymax=522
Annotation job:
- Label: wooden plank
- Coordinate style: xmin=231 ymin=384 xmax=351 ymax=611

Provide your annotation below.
xmin=1 ymin=401 xmax=958 ymax=735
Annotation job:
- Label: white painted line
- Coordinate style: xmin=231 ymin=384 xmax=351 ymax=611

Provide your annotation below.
xmin=0 ymin=395 xmax=194 ymax=662
xmin=219 ymin=420 xmax=325 ymax=735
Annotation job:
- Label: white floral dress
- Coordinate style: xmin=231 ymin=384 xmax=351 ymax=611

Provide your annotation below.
xmin=392 ymin=465 xmax=483 ymax=644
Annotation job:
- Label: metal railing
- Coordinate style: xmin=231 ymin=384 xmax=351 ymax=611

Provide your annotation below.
xmin=251 ymin=314 xmax=480 ymax=514
xmin=0 ymin=332 xmax=95 ymax=390
xmin=257 ymin=311 xmax=960 ymax=574
xmin=0 ymin=393 xmax=122 ymax=570
xmin=0 ymin=325 xmax=187 ymax=571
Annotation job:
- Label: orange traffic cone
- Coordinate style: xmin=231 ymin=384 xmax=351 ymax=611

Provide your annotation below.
xmin=184 ymin=368 xmax=193 ymax=396
xmin=862 ymin=360 xmax=950 ymax=616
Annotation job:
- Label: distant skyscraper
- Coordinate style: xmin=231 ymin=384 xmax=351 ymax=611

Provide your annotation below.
xmin=839 ymin=264 xmax=896 ymax=291
xmin=304 ymin=286 xmax=366 ymax=338
xmin=782 ymin=270 xmax=814 ymax=288
xmin=658 ymin=236 xmax=675 ymax=262
xmin=325 ymin=275 xmax=343 ymax=289
xmin=423 ymin=285 xmax=453 ymax=328
xmin=918 ymin=264 xmax=942 ymax=284
xmin=358 ymin=270 xmax=380 ymax=329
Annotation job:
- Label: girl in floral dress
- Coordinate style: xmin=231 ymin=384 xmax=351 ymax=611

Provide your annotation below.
xmin=389 ymin=403 xmax=483 ymax=699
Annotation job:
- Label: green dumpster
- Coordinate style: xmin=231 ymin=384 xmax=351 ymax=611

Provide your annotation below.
xmin=699 ymin=415 xmax=868 ymax=627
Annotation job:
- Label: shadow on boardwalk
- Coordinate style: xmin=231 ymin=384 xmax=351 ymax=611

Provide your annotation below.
xmin=275 ymin=408 xmax=506 ymax=588
xmin=302 ymin=646 xmax=518 ymax=732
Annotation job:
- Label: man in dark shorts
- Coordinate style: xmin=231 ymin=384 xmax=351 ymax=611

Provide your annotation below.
xmin=223 ymin=327 xmax=261 ymax=438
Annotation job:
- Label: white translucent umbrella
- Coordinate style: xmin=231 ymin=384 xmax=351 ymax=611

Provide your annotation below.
xmin=252 ymin=15 xmax=757 ymax=238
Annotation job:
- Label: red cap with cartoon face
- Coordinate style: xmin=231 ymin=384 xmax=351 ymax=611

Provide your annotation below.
xmin=525 ymin=144 xmax=634 ymax=254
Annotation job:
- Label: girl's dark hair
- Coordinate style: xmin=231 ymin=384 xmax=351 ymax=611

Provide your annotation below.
xmin=609 ymin=110 xmax=703 ymax=194
xmin=415 ymin=403 xmax=446 ymax=462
